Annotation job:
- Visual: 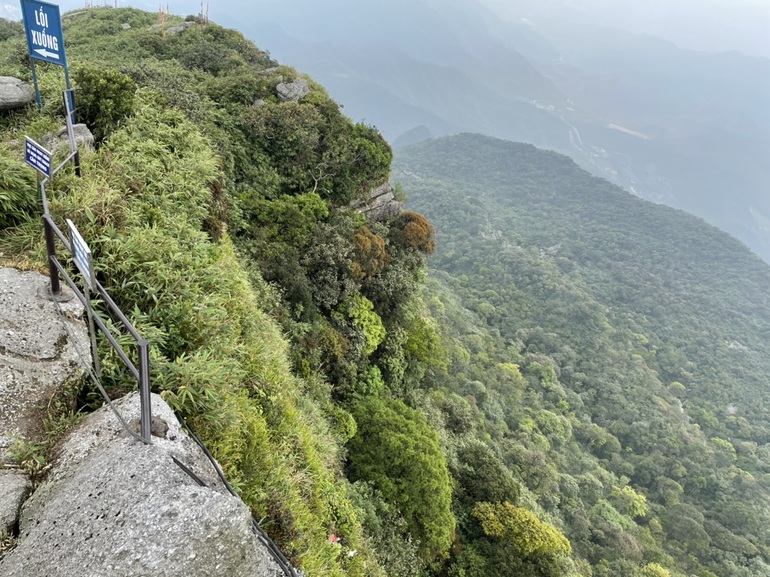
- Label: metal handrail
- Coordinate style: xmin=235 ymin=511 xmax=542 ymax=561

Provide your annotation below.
xmin=44 ymin=212 xmax=152 ymax=443
xmin=39 ymin=89 xmax=153 ymax=442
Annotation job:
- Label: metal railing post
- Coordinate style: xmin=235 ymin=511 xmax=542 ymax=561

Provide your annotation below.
xmin=138 ymin=339 xmax=152 ymax=443
xmin=62 ymin=89 xmax=81 ymax=178
xmin=74 ymin=150 xmax=81 ymax=178
xmin=43 ymin=215 xmax=61 ymax=296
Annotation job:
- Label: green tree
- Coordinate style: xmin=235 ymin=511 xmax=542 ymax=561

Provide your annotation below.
xmin=344 ymin=294 xmax=386 ymax=355
xmin=638 ymin=562 xmax=671 ymax=577
xmin=472 ymin=502 xmax=572 ymax=558
xmin=455 ymin=440 xmax=520 ymax=505
xmin=347 ymin=396 xmax=455 ymax=562
xmin=610 ymin=485 xmax=649 ymax=519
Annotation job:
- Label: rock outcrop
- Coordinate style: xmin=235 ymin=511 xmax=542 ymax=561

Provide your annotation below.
xmin=167 ymin=21 xmax=195 ymax=35
xmin=0 ymin=393 xmax=286 ymax=577
xmin=276 ymin=78 xmax=310 ymax=102
xmin=43 ymin=123 xmax=95 ymax=152
xmin=351 ymin=182 xmax=403 ymax=222
xmin=0 ymin=77 xmax=34 ymax=111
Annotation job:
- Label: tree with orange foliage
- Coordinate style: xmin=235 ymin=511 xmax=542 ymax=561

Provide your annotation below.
xmin=351 ymin=226 xmax=389 ymax=280
xmin=392 ymin=211 xmax=436 ymax=254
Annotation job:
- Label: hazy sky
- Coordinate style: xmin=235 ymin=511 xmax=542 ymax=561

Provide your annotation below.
xmin=478 ymin=0 xmax=770 ymax=58
xmin=4 ymin=0 xmax=769 ymax=59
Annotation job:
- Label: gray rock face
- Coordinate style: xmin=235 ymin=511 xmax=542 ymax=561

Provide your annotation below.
xmin=167 ymin=21 xmax=195 ymax=35
xmin=276 ymin=78 xmax=310 ymax=102
xmin=0 ymin=268 xmax=90 ymax=459
xmin=351 ymin=183 xmax=403 ymax=222
xmin=0 ymin=471 xmax=30 ymax=534
xmin=0 ymin=393 xmax=285 ymax=577
xmin=43 ymin=123 xmax=95 ymax=152
xmin=0 ymin=77 xmax=34 ymax=111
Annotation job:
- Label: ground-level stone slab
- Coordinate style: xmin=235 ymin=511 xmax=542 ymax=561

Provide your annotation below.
xmin=0 ymin=393 xmax=285 ymax=577
xmin=0 ymin=268 xmax=90 ymax=459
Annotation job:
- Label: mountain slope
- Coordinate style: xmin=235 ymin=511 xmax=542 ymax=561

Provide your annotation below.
xmin=396 ymin=133 xmax=770 ymax=577
xmin=0 ymin=8 xmax=442 ymax=576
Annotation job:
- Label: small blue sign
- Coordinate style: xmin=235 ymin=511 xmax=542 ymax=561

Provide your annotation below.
xmin=21 ymin=0 xmax=66 ymax=66
xmin=24 ymin=136 xmax=52 ymax=177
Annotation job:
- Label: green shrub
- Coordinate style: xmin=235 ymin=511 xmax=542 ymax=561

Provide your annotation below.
xmin=0 ymin=148 xmax=36 ymax=229
xmin=73 ymin=63 xmax=137 ymax=142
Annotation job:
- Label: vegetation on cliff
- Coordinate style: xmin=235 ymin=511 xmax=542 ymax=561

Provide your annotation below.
xmin=0 ymin=8 xmax=442 ymax=576
xmin=397 ymin=134 xmax=770 ymax=577
xmin=3 ymin=8 xmax=770 ymax=577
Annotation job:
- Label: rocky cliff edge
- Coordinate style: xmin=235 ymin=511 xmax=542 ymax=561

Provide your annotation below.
xmin=0 ymin=268 xmax=288 ymax=576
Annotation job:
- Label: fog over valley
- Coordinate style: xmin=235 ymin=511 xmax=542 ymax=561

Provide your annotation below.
xmin=35 ymin=0 xmax=769 ymax=263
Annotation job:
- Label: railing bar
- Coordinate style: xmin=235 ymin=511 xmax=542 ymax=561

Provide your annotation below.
xmin=94 ymin=279 xmax=143 ymax=341
xmin=44 ymin=214 xmax=71 ymax=252
xmin=44 ymin=215 xmax=143 ymax=342
xmin=92 ymin=317 xmax=141 ymax=381
xmin=138 ymin=341 xmax=152 ymax=443
xmin=52 ymin=258 xmax=141 ymax=380
xmin=50 ymin=150 xmax=78 ymax=179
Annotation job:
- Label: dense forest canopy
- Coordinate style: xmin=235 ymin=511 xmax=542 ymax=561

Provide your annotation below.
xmin=1 ymin=7 xmax=770 ymax=577
xmin=396 ymin=133 xmax=770 ymax=577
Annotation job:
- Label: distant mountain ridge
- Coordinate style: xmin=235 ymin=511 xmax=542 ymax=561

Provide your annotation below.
xmin=398 ymin=133 xmax=770 ymax=429
xmin=216 ymin=0 xmax=770 ymax=264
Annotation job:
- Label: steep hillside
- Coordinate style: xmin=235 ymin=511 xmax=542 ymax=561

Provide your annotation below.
xmin=0 ymin=8 xmax=444 ymax=576
xmin=4 ymin=7 xmax=770 ymax=577
xmin=396 ymin=134 xmax=770 ymax=577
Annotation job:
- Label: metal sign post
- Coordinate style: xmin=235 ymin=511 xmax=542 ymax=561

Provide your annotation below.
xmin=20 ymin=0 xmax=71 ymax=113
xmin=63 ymin=88 xmax=80 ymax=176
xmin=25 ymin=136 xmax=60 ymax=295
xmin=67 ymin=218 xmax=101 ymax=378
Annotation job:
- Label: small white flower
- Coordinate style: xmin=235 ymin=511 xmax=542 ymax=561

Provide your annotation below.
xmin=347 ymin=549 xmax=357 ymax=558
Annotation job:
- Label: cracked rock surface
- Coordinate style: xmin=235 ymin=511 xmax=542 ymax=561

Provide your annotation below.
xmin=0 ymin=471 xmax=30 ymax=534
xmin=0 ymin=268 xmax=90 ymax=459
xmin=0 ymin=393 xmax=284 ymax=577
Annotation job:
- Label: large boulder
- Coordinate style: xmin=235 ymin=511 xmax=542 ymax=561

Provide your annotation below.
xmin=276 ymin=78 xmax=310 ymax=102
xmin=0 ymin=77 xmax=34 ymax=111
xmin=0 ymin=393 xmax=285 ymax=577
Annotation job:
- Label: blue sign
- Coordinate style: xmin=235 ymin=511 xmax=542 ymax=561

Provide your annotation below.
xmin=21 ymin=0 xmax=66 ymax=66
xmin=24 ymin=136 xmax=52 ymax=177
